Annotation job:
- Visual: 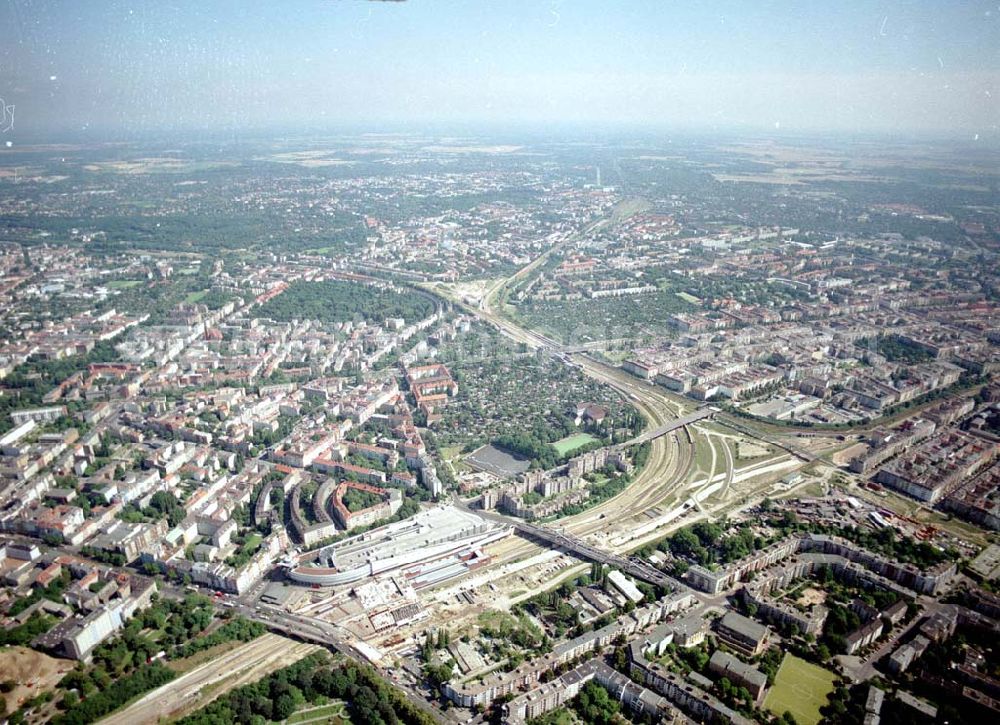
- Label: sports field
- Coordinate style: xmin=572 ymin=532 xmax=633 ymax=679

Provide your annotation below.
xmin=551 ymin=432 xmax=598 ymax=455
xmin=763 ymin=653 xmax=836 ymax=725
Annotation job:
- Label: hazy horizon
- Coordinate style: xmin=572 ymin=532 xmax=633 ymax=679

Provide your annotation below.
xmin=1 ymin=0 xmax=998 ymax=143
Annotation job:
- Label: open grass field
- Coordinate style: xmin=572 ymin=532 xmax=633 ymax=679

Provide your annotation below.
xmin=763 ymin=653 xmax=836 ymax=725
xmin=107 ymin=279 xmax=142 ymax=289
xmin=692 ymin=432 xmax=717 ymax=474
xmin=241 ymin=532 xmax=263 ymax=554
xmin=551 ymin=432 xmax=598 ymax=456
xmin=438 ymin=449 xmax=474 ymax=475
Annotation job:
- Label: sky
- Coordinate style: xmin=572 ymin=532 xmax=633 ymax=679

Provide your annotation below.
xmin=0 ymin=0 xmax=997 ymax=140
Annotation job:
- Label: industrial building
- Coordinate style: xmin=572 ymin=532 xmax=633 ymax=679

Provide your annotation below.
xmin=285 ymin=504 xmax=510 ymax=588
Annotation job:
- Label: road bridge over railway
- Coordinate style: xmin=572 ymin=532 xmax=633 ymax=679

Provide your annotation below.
xmin=233 ymin=605 xmax=448 ymax=722
xmin=467 ymin=504 xmax=682 ymax=591
xmin=234 ymin=604 xmax=360 ymax=659
xmin=618 ymin=406 xmax=715 ymax=448
xmin=515 ymin=522 xmax=682 ymax=590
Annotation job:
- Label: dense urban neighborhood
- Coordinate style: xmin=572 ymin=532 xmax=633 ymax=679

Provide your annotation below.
xmin=0 ymin=128 xmax=997 ymax=725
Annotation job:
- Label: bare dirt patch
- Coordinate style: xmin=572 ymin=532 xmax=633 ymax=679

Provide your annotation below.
xmin=832 ymin=442 xmax=867 ymax=466
xmin=736 ymin=440 xmax=772 ymax=459
xmin=797 ymin=587 xmax=827 ymax=608
xmin=0 ymin=646 xmax=75 ymax=715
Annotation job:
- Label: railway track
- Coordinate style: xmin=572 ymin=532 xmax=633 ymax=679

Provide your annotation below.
xmin=421 ymin=243 xmax=732 ymax=568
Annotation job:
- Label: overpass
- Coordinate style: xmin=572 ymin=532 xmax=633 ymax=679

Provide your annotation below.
xmin=234 ymin=603 xmax=359 ymax=658
xmin=469 ymin=505 xmax=682 ymax=591
xmin=618 ymin=406 xmax=715 ymax=448
xmin=233 ymin=605 xmax=446 ymax=722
